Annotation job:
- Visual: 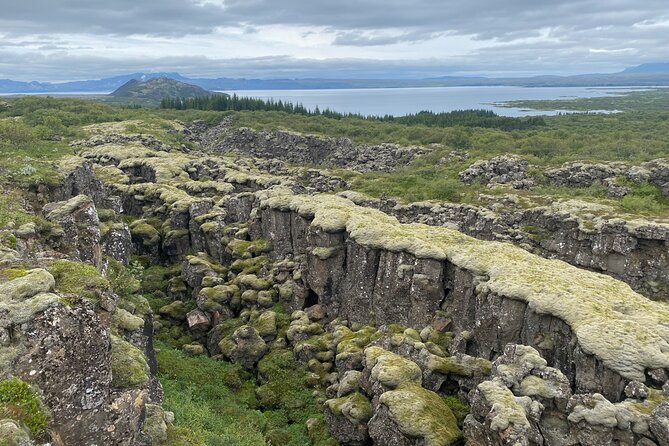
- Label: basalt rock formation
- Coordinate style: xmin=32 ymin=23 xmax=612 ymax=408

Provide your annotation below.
xmin=3 ymin=121 xmax=669 ymax=445
xmin=192 ymin=120 xmax=429 ymax=173
xmin=340 ymin=192 xmax=669 ymax=302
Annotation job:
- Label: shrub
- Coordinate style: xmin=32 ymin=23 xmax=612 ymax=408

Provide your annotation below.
xmin=0 ymin=378 xmax=49 ymax=436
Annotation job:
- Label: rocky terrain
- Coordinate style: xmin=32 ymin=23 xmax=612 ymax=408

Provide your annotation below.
xmin=1 ymin=117 xmax=669 ymax=446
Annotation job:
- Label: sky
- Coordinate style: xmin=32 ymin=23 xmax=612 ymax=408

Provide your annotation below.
xmin=0 ymin=0 xmax=668 ymax=82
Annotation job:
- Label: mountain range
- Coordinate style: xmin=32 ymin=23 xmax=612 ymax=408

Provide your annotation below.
xmin=1 ymin=63 xmax=669 ymax=93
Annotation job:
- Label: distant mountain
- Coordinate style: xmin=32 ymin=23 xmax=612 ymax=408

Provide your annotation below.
xmin=0 ymin=72 xmax=188 ymax=94
xmin=3 ymin=62 xmax=669 ymax=94
xmin=622 ymin=63 xmax=669 ymax=74
xmin=110 ymin=77 xmax=211 ymax=102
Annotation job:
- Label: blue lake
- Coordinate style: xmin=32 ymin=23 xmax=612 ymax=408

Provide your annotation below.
xmin=219 ymin=86 xmax=643 ymax=117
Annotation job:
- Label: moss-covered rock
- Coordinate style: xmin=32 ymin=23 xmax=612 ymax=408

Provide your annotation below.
xmin=112 ymin=308 xmax=145 ymax=332
xmin=427 ymin=353 xmax=492 ymax=378
xmin=110 ymin=335 xmax=149 ymax=389
xmin=0 ymin=269 xmax=54 ymax=301
xmin=325 ymin=392 xmax=372 ymax=424
xmin=129 ymin=220 xmax=161 ymax=247
xmin=253 ymin=311 xmax=278 ymax=340
xmin=237 ymin=274 xmax=272 ymax=291
xmin=364 ymin=346 xmax=422 ymax=389
xmin=159 ymin=300 xmax=187 ymax=321
xmin=376 ymin=382 xmax=462 ymax=446
xmin=260 ymin=192 xmax=669 ymax=382
xmin=47 ymin=259 xmax=109 ymax=301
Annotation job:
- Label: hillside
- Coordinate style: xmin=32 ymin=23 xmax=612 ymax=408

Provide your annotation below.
xmin=110 ymin=76 xmax=212 ymax=103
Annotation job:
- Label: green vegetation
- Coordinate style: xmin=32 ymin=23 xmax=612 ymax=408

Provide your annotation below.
xmin=0 ymin=377 xmax=49 ymax=437
xmin=499 ymin=88 xmax=669 ymax=112
xmin=47 ymin=259 xmax=109 ymax=300
xmin=157 ymin=342 xmax=333 ymax=446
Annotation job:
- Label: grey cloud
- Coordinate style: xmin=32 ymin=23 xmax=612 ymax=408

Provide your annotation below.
xmin=0 ymin=0 xmax=667 ymax=80
xmin=333 ymin=30 xmax=441 ymax=46
xmin=2 ymin=0 xmax=668 ymax=41
xmin=0 ymin=0 xmax=229 ymax=36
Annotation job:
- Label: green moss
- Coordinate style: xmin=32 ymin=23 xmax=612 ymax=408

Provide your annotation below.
xmin=112 ymin=308 xmax=145 ymax=332
xmin=111 ymin=335 xmax=149 ymax=389
xmin=255 ymin=349 xmax=320 ymax=424
xmin=0 ymin=268 xmax=28 ymax=281
xmin=107 ymin=258 xmax=141 ymax=298
xmin=626 ymin=388 xmax=666 ymax=415
xmin=443 ymin=395 xmax=470 ymax=423
xmin=0 ymin=377 xmax=49 ymax=436
xmin=227 ymin=238 xmax=270 ymax=259
xmin=325 ymin=392 xmax=372 ymax=423
xmin=427 ymin=354 xmax=492 ymax=377
xmin=44 ymin=194 xmax=93 ymax=221
xmin=379 ymin=382 xmax=462 ymax=446
xmin=237 ymin=274 xmax=272 ymax=291
xmin=130 ymin=220 xmax=161 ymax=246
xmin=522 ymin=225 xmax=552 ymax=242
xmin=198 ymin=285 xmax=235 ymax=312
xmin=142 ymin=265 xmax=171 ymax=294
xmin=365 ymin=346 xmax=422 ymax=389
xmin=0 ymin=192 xmax=35 ymax=229
xmin=47 ymin=260 xmax=108 ymax=301
xmin=159 ymin=300 xmax=188 ymax=320
xmin=230 ymin=256 xmax=268 ymax=275
xmin=252 ymin=311 xmax=277 ymax=339
xmin=311 ymin=247 xmax=340 ymax=261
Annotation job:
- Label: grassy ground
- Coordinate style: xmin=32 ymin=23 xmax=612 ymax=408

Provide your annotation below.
xmin=156 ymin=343 xmax=267 ymax=446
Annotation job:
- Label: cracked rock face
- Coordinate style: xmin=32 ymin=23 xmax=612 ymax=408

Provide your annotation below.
xmin=44 ymin=194 xmax=103 ymax=268
xmin=1 ymin=270 xmax=148 ymax=445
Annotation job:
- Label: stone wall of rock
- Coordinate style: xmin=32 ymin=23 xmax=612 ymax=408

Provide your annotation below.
xmin=340 ymin=192 xmax=669 ymax=301
xmin=198 ymin=124 xmax=428 ymax=172
xmin=245 ymin=193 xmax=669 ymax=403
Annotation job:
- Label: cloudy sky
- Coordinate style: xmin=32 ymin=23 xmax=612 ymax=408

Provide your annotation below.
xmin=1 ymin=0 xmax=668 ymax=81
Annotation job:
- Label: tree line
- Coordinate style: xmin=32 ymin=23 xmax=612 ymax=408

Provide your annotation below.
xmin=160 ymin=94 xmax=545 ymax=130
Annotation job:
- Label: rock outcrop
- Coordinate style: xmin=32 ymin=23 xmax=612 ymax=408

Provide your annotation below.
xmin=458 ymin=155 xmax=533 ymax=189
xmin=194 ymin=123 xmax=429 ymax=172
xmin=341 ymin=192 xmax=669 ymax=301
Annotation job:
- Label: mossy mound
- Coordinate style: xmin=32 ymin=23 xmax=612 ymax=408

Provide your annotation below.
xmin=379 ymin=382 xmax=462 ymax=446
xmin=47 ymin=260 xmax=109 ymax=301
xmin=110 ymin=335 xmax=150 ymax=389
